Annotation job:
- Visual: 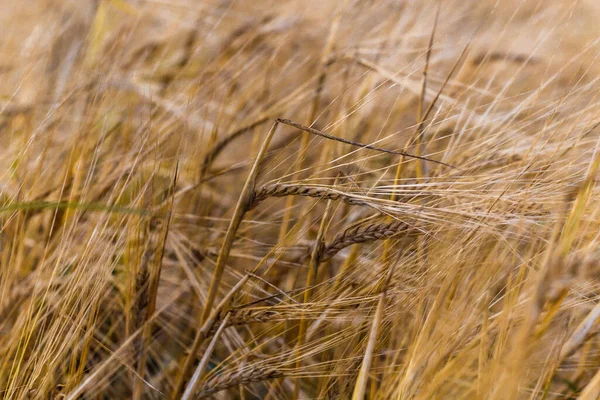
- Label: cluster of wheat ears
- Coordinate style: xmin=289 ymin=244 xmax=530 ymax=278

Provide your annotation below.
xmin=2 ymin=0 xmax=600 ymax=398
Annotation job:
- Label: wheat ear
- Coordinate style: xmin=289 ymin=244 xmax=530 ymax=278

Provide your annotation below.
xmin=321 ymin=220 xmax=410 ymax=262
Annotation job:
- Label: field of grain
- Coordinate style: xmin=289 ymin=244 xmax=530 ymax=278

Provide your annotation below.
xmin=2 ymin=0 xmax=600 ymax=398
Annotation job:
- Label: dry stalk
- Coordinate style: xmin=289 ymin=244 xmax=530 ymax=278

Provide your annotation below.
xmin=293 ymin=192 xmax=334 ymax=400
xmin=351 ymin=290 xmax=386 ymax=400
xmin=412 ymin=3 xmax=440 ymax=179
xmin=579 ymin=369 xmax=600 ymax=400
xmin=181 ymin=312 xmax=232 ymax=400
xmin=131 ymin=217 xmax=158 ymax=398
xmin=351 ymin=259 xmax=396 ymax=399
xmin=133 ymin=164 xmax=177 ymax=399
xmin=172 ymin=275 xmax=251 ymax=399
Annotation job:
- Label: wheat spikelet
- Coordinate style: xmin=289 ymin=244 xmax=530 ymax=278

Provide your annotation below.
xmin=197 ymin=367 xmax=284 ymax=398
xmin=321 ymin=220 xmax=411 ymax=262
xmin=251 ymin=183 xmax=373 ymax=209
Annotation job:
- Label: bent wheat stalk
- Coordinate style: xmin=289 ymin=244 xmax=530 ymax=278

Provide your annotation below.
xmin=200 ymin=116 xmax=270 ymax=178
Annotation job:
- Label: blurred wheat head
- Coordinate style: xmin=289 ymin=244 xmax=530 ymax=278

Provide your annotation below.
xmin=2 ymin=0 xmax=600 ymax=398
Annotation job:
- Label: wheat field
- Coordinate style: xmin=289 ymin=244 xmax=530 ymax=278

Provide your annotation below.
xmin=2 ymin=0 xmax=600 ymax=398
